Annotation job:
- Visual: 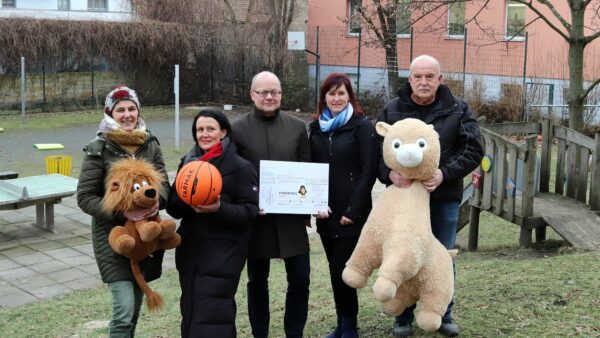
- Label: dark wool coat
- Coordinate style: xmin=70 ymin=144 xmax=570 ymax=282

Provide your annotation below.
xmin=231 ymin=108 xmax=311 ymax=259
xmin=166 ymin=140 xmax=259 ymax=338
xmin=377 ymin=84 xmax=484 ymax=202
xmin=77 ymin=131 xmax=169 ymax=283
xmin=309 ymin=115 xmax=379 ymax=238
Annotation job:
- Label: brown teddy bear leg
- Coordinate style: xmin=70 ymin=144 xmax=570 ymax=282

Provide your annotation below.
xmin=158 ymin=233 xmax=181 ymax=250
xmin=158 ymin=219 xmax=177 ymax=240
xmin=373 ymin=276 xmax=397 ymax=302
xmin=108 ymin=226 xmax=135 ymax=255
xmin=135 ymin=220 xmax=161 ymax=242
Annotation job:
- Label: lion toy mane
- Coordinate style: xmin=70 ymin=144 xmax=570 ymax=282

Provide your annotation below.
xmin=342 ymin=118 xmax=455 ymax=332
xmin=102 ymin=158 xmax=181 ymax=312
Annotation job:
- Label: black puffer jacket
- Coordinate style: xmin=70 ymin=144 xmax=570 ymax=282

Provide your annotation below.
xmin=376 ymin=84 xmax=483 ymax=202
xmin=166 ymin=140 xmax=259 ymax=338
xmin=77 ymin=131 xmax=169 ymax=283
xmin=309 ymin=115 xmax=379 ymax=238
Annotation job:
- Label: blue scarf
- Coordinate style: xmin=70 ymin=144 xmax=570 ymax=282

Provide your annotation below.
xmin=319 ymin=103 xmax=353 ymax=133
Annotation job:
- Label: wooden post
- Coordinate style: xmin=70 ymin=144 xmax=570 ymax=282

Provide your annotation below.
xmin=519 ymin=136 xmax=536 ymax=247
xmin=468 ymin=206 xmax=480 ymax=250
xmin=539 ymin=119 xmax=552 ymax=193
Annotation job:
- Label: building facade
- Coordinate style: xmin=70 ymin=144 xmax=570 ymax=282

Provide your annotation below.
xmin=0 ymin=0 xmax=133 ymax=21
xmin=307 ymin=0 xmax=600 ymax=119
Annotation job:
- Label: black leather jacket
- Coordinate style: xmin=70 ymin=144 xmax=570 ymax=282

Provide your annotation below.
xmin=376 ymin=84 xmax=483 ymax=202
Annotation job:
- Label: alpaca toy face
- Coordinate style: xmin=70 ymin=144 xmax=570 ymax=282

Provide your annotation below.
xmin=376 ymin=118 xmax=440 ymax=181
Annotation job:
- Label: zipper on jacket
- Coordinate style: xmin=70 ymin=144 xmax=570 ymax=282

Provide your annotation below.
xmin=328 ymin=132 xmax=333 ymax=156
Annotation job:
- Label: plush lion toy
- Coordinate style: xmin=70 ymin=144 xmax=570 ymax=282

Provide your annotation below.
xmin=342 ymin=118 xmax=455 ymax=332
xmin=102 ymin=158 xmax=181 ymax=312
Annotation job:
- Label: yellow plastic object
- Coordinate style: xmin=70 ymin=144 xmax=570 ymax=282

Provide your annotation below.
xmin=45 ymin=155 xmax=72 ymax=176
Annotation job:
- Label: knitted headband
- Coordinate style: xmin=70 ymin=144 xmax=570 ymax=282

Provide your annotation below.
xmin=104 ymin=86 xmax=140 ymax=116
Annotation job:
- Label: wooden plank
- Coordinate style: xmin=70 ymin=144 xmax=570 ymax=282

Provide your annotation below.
xmin=521 ymin=137 xmax=536 ymax=217
xmin=480 ymin=127 xmax=528 ymax=151
xmin=485 ymin=121 xmax=541 ymax=135
xmin=566 ymin=142 xmax=578 ymax=199
xmin=539 ymin=119 xmax=552 ymax=193
xmin=576 ymin=148 xmax=590 ymax=203
xmin=494 ymin=143 xmax=506 ymax=216
xmin=505 ymin=147 xmax=518 ymax=221
xmin=535 ymin=192 xmax=600 ymax=250
xmin=553 ymin=125 xmax=595 ymax=150
xmin=555 ymin=139 xmax=567 ymax=195
xmin=591 ymin=134 xmax=600 ymax=211
xmin=482 ymin=135 xmax=495 ymax=210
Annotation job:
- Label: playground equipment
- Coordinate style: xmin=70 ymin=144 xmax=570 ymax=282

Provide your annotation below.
xmin=467 ymin=119 xmax=600 ymax=250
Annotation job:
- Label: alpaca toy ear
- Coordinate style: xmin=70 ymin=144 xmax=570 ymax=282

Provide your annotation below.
xmin=110 ymin=181 xmax=120 ymax=191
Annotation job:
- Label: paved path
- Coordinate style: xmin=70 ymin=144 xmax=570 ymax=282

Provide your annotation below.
xmin=0 ymin=193 xmax=177 ymax=308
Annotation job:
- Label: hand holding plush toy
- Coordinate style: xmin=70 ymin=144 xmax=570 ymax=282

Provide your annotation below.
xmin=342 ymin=118 xmax=455 ymax=332
xmin=102 ymin=158 xmax=181 ymax=312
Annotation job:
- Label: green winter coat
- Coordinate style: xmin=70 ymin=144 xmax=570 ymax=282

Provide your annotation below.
xmin=76 ymin=130 xmax=170 ymax=283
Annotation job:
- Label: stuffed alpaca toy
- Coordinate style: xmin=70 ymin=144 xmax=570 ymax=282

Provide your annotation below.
xmin=102 ymin=158 xmax=181 ymax=312
xmin=342 ymin=118 xmax=455 ymax=332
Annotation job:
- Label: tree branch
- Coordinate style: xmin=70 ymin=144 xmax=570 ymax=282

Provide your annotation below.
xmin=514 ymin=0 xmax=571 ymax=40
xmin=582 ymin=77 xmax=600 ymax=101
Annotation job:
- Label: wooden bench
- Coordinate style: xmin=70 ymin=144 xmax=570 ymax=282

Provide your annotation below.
xmin=0 ymin=174 xmax=78 ymax=233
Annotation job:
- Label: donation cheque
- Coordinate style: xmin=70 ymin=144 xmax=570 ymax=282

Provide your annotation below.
xmin=259 ymin=160 xmax=329 ymax=214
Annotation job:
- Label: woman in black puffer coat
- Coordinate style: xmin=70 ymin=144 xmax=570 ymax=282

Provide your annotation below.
xmin=167 ymin=109 xmax=259 ymax=338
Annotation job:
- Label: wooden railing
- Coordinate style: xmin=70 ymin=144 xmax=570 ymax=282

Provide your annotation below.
xmin=468 ymin=118 xmax=600 ymax=249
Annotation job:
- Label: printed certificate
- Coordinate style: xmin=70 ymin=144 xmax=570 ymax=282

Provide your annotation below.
xmin=259 ymin=160 xmax=329 ymax=214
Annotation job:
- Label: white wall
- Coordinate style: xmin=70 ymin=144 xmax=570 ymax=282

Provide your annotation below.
xmin=0 ymin=0 xmax=133 ymax=21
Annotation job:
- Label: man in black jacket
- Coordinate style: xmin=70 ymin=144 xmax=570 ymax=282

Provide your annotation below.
xmin=232 ymin=71 xmax=311 ymax=338
xmin=377 ymin=55 xmax=483 ymax=337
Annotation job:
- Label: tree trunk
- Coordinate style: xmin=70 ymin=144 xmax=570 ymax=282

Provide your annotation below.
xmin=567 ymin=1 xmax=586 ymax=132
xmin=384 ymin=7 xmax=400 ymax=97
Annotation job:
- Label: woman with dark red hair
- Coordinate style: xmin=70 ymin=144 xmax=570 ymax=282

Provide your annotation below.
xmin=309 ymin=73 xmax=379 ymax=337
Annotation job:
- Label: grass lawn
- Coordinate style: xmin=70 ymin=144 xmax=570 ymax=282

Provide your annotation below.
xmin=0 ymin=110 xmax=598 ymax=337
xmin=0 ymin=212 xmax=598 ymax=337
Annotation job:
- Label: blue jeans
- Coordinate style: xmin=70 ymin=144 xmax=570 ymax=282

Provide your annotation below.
xmin=395 ymin=200 xmax=459 ymax=325
xmin=108 ymin=280 xmax=144 ymax=338
xmin=247 ymin=253 xmax=310 ymax=338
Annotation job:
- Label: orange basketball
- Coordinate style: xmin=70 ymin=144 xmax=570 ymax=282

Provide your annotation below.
xmin=175 ymin=161 xmax=222 ymax=206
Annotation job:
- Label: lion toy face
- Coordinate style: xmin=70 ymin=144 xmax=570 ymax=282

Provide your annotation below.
xmin=103 ymin=158 xmax=163 ymax=213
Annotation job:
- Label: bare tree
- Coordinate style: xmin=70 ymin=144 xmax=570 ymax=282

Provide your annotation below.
xmin=511 ymin=0 xmax=600 ymax=131
xmin=266 ymin=0 xmax=296 ymax=76
xmin=350 ymin=0 xmax=600 ymax=131
xmin=350 ymin=0 xmax=400 ymax=96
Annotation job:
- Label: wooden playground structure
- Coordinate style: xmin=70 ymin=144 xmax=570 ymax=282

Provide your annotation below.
xmin=466 ymin=119 xmax=600 ymax=250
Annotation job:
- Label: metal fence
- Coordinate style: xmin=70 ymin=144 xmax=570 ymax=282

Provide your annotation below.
xmin=305 ymin=25 xmax=600 ymax=125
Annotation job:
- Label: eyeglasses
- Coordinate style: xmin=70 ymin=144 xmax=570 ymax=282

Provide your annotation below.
xmin=252 ymin=90 xmax=282 ymax=98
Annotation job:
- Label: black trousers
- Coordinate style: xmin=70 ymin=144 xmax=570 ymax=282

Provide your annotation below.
xmin=321 ymin=236 xmax=360 ymax=318
xmin=246 ymin=253 xmax=310 ymax=338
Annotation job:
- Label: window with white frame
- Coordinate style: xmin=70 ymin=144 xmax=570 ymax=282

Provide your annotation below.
xmin=2 ymin=0 xmax=16 ymax=8
xmin=58 ymin=0 xmax=70 ymax=10
xmin=348 ymin=0 xmax=362 ymax=35
xmin=448 ymin=2 xmax=465 ymax=36
xmin=397 ymin=0 xmax=411 ymax=36
xmin=506 ymin=0 xmax=525 ymax=38
xmin=88 ymin=0 xmax=107 ymax=11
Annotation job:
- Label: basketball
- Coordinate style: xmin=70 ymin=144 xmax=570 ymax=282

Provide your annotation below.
xmin=175 ymin=161 xmax=222 ymax=206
